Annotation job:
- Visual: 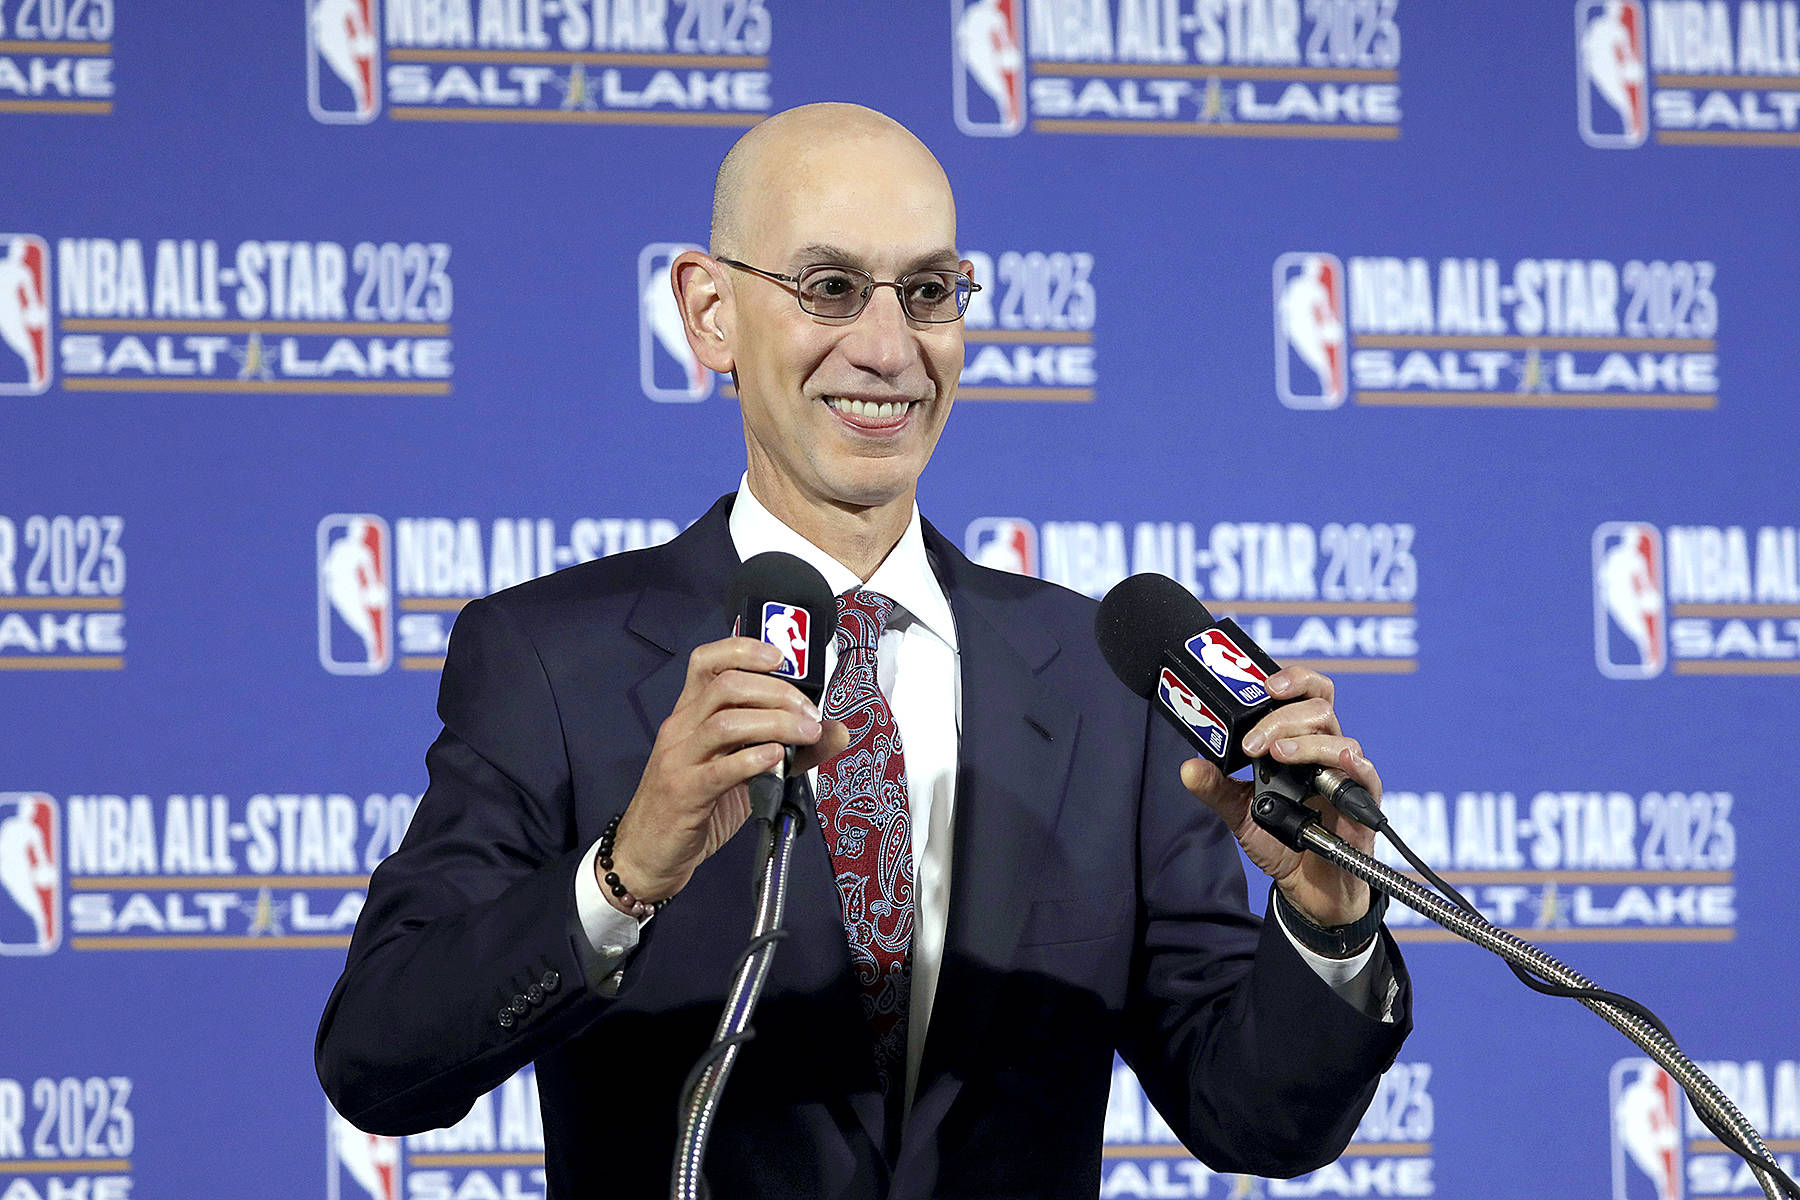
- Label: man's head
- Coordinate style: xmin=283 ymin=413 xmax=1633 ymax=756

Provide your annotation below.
xmin=672 ymin=104 xmax=971 ymax=542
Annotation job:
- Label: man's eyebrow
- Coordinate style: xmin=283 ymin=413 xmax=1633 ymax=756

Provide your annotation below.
xmin=789 ymin=244 xmax=963 ymax=272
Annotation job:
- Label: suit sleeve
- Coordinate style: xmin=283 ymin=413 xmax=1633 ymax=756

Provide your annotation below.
xmin=315 ymin=594 xmax=620 ymax=1135
xmin=1117 ymin=711 xmax=1413 ymax=1178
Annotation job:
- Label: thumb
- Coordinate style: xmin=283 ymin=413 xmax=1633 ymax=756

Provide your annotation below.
xmin=791 ymin=719 xmax=851 ymax=775
xmin=1180 ymin=756 xmax=1251 ymax=826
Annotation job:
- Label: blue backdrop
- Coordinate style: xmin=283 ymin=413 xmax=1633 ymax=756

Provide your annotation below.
xmin=4 ymin=2 xmax=1797 ymax=1198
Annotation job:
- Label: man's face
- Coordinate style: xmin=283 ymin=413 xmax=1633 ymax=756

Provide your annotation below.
xmin=726 ymin=132 xmax=967 ymax=522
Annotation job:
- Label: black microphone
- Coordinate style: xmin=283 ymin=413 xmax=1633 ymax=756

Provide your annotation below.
xmin=1094 ymin=572 xmax=1386 ymax=833
xmin=725 ymin=552 xmax=838 ymax=822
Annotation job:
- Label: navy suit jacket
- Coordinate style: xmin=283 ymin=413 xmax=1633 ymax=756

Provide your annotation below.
xmin=316 ymin=495 xmax=1411 ymax=1199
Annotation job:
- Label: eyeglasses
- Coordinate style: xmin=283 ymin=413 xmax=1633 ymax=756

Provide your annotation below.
xmin=717 ymin=257 xmax=980 ymax=323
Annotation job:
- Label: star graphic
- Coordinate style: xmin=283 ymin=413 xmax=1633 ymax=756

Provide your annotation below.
xmin=553 ymin=63 xmax=599 ymax=111
xmin=1200 ymin=77 xmax=1235 ymax=123
xmin=230 ymin=330 xmax=276 ymax=381
xmin=1514 ymin=346 xmax=1552 ymax=394
xmin=243 ymin=887 xmax=290 ymax=937
xmin=1528 ymin=882 xmax=1566 ymax=929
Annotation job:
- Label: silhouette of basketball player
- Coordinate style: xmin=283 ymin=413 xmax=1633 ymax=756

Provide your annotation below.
xmin=1280 ymin=255 xmax=1347 ymax=402
xmin=0 ymin=798 xmax=57 ymax=948
xmin=0 ymin=239 xmax=49 ymax=388
xmin=312 ymin=0 xmax=378 ymax=118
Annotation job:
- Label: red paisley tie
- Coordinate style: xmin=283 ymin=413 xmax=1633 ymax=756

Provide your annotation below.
xmin=816 ymin=589 xmax=914 ymax=1098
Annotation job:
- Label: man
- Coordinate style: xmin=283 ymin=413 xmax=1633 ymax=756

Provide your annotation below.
xmin=316 ymin=103 xmax=1410 ymax=1199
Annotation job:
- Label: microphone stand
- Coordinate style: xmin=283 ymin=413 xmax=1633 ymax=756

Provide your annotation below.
xmin=670 ymin=759 xmax=813 ymax=1200
xmin=1249 ymin=765 xmax=1791 ymax=1200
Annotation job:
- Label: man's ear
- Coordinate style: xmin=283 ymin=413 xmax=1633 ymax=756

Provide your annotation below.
xmin=670 ymin=251 xmax=735 ymax=374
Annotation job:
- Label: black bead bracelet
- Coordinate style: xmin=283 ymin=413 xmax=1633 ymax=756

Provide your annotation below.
xmin=598 ymin=811 xmax=669 ymax=920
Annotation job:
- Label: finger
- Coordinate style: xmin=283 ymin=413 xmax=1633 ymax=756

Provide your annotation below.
xmin=695 ymin=706 xmax=824 ymax=759
xmin=1240 ymin=697 xmax=1341 ymax=753
xmin=1266 ymin=666 xmax=1334 ymax=705
xmin=1266 ymin=732 xmax=1364 ymax=773
xmin=700 ymin=669 xmax=823 ymax=720
xmin=692 ymin=741 xmax=787 ymax=800
xmin=683 ymin=636 xmax=785 ymax=694
xmin=1334 ymin=744 xmax=1383 ymax=801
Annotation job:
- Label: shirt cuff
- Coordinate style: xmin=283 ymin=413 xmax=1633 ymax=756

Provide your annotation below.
xmin=1274 ymin=894 xmax=1379 ymax=991
xmin=574 ymin=836 xmax=647 ymax=993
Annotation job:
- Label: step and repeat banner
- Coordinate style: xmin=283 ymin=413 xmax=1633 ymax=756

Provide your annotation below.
xmin=4 ymin=2 xmax=1798 ymax=1198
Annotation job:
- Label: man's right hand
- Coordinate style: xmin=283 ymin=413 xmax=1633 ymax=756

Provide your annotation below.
xmin=605 ymin=636 xmax=847 ymax=910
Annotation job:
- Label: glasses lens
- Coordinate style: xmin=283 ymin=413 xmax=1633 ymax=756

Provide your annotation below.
xmin=902 ymin=272 xmax=971 ymax=323
xmin=796 ymin=266 xmax=869 ymax=317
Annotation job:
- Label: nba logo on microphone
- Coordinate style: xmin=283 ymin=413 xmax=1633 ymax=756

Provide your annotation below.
xmin=965 ymin=518 xmax=1038 ymax=576
xmin=319 ymin=515 xmax=394 ymax=675
xmin=1593 ymin=522 xmax=1667 ymax=679
xmin=1273 ymin=253 xmax=1348 ymax=410
xmin=0 ymin=794 xmax=60 ymax=956
xmin=1187 ymin=628 xmax=1270 ymax=707
xmin=952 ymin=0 xmax=1026 ymax=136
xmin=307 ymin=0 xmax=382 ymax=124
xmin=0 ymin=235 xmax=52 ymax=396
xmin=761 ymin=602 xmax=811 ymax=681
xmin=1157 ymin=669 xmax=1229 ymax=763
xmin=327 ymin=1106 xmax=403 ymax=1200
xmin=640 ymin=242 xmax=716 ymax=403
xmin=1610 ymin=1059 xmax=1685 ymax=1200
xmin=1577 ymin=1 xmax=1650 ymax=149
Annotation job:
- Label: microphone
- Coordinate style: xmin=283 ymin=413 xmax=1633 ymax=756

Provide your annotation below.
xmin=1094 ymin=572 xmax=1386 ymax=833
xmin=725 ymin=552 xmax=838 ymax=822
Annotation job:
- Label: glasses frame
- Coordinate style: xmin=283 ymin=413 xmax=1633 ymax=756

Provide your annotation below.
xmin=716 ymin=257 xmax=980 ymax=324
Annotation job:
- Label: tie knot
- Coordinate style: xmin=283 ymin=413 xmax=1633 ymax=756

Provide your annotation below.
xmin=834 ymin=588 xmax=894 ymax=651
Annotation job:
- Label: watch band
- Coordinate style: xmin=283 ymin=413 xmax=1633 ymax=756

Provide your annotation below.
xmin=1275 ymin=886 xmax=1389 ymax=960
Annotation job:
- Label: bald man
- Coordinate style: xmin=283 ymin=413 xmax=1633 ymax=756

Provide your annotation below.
xmin=317 ymin=104 xmax=1410 ymax=1199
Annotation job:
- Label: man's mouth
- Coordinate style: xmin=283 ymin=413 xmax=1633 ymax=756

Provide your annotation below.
xmin=823 ymin=396 xmax=917 ymax=421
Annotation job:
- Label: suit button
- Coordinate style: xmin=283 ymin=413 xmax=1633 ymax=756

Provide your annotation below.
xmin=508 ymin=996 xmax=530 ymax=1016
xmin=525 ymin=985 xmax=544 ymax=1006
xmin=497 ymin=1009 xmax=516 ymax=1029
xmin=540 ymin=970 xmax=561 ymax=993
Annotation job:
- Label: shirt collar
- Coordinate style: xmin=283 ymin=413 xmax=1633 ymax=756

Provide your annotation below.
xmin=728 ymin=475 xmax=958 ymax=651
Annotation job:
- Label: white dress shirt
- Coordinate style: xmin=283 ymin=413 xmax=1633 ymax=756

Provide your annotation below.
xmin=575 ymin=480 xmax=1386 ymax=1098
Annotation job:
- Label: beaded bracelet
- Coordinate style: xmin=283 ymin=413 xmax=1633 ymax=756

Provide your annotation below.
xmin=597 ymin=811 xmax=670 ymax=920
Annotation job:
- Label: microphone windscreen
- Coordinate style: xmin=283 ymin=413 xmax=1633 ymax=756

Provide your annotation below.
xmin=1095 ymin=572 xmax=1215 ymax=697
xmin=727 ymin=552 xmax=838 ymax=702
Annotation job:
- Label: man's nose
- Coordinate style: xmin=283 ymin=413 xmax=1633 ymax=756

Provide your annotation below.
xmin=838 ymin=284 xmax=918 ymax=377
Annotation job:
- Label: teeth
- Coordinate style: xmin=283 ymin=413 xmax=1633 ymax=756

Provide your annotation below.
xmin=828 ymin=397 xmax=909 ymax=420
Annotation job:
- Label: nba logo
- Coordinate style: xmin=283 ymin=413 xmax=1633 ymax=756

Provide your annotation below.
xmin=761 ymin=602 xmax=810 ymax=680
xmin=1594 ymin=522 xmax=1666 ymax=679
xmin=307 ymin=0 xmax=381 ymax=124
xmin=319 ymin=514 xmax=394 ymax=675
xmin=639 ymin=242 xmax=715 ymax=403
xmin=327 ymin=1107 xmax=403 ymax=1200
xmin=1187 ymin=628 xmax=1270 ymax=706
xmin=0 ymin=794 xmax=60 ymax=956
xmin=1273 ymin=253 xmax=1348 ymax=410
xmin=0 ymin=235 xmax=52 ymax=395
xmin=1578 ymin=1 xmax=1649 ymax=148
xmin=966 ymin=518 xmax=1037 ymax=576
xmin=1157 ymin=668 xmax=1229 ymax=763
xmin=1610 ymin=1059 xmax=1684 ymax=1200
xmin=952 ymin=0 xmax=1026 ymax=136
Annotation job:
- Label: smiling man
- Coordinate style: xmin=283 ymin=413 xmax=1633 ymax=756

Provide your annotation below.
xmin=317 ymin=103 xmax=1411 ymax=1200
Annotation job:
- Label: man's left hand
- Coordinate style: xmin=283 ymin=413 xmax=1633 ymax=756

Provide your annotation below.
xmin=1178 ymin=666 xmax=1383 ymax=928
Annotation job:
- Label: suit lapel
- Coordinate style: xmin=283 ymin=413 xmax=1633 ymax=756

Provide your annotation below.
xmin=624 ymin=496 xmax=738 ymax=743
xmin=905 ymin=522 xmax=1080 ymax=1148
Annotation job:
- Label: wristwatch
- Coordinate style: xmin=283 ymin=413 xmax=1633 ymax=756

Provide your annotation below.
xmin=1275 ymin=887 xmax=1389 ymax=960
